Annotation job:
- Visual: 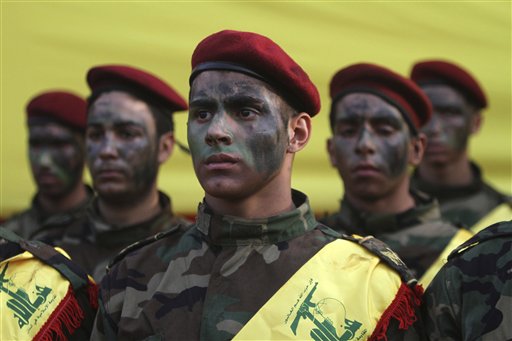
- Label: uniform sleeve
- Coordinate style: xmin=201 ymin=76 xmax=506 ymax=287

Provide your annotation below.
xmin=90 ymin=269 xmax=122 ymax=340
xmin=421 ymin=263 xmax=462 ymax=340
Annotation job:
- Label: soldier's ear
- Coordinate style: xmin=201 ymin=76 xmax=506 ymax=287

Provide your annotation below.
xmin=409 ymin=133 xmax=426 ymax=166
xmin=158 ymin=132 xmax=174 ymax=164
xmin=287 ymin=112 xmax=311 ymax=153
xmin=470 ymin=111 xmax=483 ymax=134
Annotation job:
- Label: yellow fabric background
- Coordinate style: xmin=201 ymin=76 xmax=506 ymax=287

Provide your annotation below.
xmin=1 ymin=1 xmax=510 ymax=216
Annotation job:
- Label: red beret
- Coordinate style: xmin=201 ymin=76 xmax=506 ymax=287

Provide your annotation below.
xmin=87 ymin=64 xmax=188 ymax=112
xmin=26 ymin=91 xmax=87 ymax=131
xmin=190 ymin=30 xmax=320 ymax=116
xmin=410 ymin=60 xmax=487 ymax=109
xmin=329 ymin=63 xmax=432 ymax=131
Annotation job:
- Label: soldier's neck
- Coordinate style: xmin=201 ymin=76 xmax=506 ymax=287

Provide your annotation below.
xmin=418 ymin=154 xmax=473 ymax=187
xmin=346 ymin=178 xmax=415 ymax=215
xmin=38 ymin=183 xmax=88 ymax=214
xmin=98 ymin=188 xmax=161 ymax=227
xmin=205 ymin=178 xmax=294 ymax=220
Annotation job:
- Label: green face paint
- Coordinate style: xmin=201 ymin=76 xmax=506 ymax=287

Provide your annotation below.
xmin=329 ymin=93 xmax=412 ymax=201
xmin=421 ymin=85 xmax=475 ymax=166
xmin=28 ymin=122 xmax=85 ymax=198
xmin=188 ymin=71 xmax=290 ymax=200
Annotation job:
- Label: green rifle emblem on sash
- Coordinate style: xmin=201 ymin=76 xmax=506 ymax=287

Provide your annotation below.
xmin=0 ymin=262 xmax=52 ymax=328
xmin=290 ymin=282 xmax=362 ymax=341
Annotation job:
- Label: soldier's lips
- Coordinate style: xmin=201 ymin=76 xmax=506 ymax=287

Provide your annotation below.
xmin=36 ymin=172 xmax=60 ymax=185
xmin=204 ymin=153 xmax=240 ymax=171
xmin=95 ymin=168 xmax=125 ymax=180
xmin=351 ymin=164 xmax=381 ymax=177
xmin=425 ymin=142 xmax=449 ymax=154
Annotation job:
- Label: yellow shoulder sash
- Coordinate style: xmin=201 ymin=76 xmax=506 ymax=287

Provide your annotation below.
xmin=471 ymin=202 xmax=512 ymax=234
xmin=419 ymin=228 xmax=473 ymax=286
xmin=234 ymin=238 xmax=421 ymax=340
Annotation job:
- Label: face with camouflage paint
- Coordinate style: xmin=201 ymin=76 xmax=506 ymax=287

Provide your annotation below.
xmin=420 ymin=84 xmax=479 ymax=166
xmin=188 ymin=71 xmax=290 ymax=200
xmin=328 ymin=93 xmax=415 ymax=201
xmin=28 ymin=122 xmax=85 ymax=198
xmin=86 ymin=91 xmax=160 ymax=203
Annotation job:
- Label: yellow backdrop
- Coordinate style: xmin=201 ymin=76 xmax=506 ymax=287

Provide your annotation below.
xmin=1 ymin=1 xmax=510 ymax=217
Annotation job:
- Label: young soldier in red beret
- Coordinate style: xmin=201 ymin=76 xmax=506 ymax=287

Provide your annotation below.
xmin=57 ymin=64 xmax=190 ymax=281
xmin=93 ymin=31 xmax=423 ymax=340
xmin=409 ymin=60 xmax=511 ymax=231
xmin=321 ymin=63 xmax=472 ymax=286
xmin=3 ymin=91 xmax=94 ymax=245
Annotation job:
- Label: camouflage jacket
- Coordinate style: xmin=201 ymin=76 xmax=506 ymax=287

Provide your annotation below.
xmin=2 ymin=185 xmax=94 ymax=245
xmin=320 ymin=190 xmax=464 ymax=279
xmin=58 ymin=191 xmax=190 ymax=282
xmin=92 ymin=190 xmax=424 ymax=341
xmin=421 ymin=220 xmax=512 ymax=340
xmin=0 ymin=227 xmax=98 ymax=340
xmin=410 ymin=162 xmax=512 ymax=228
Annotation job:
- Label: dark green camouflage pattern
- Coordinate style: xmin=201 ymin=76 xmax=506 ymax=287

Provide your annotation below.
xmin=320 ymin=190 xmax=466 ymax=279
xmin=410 ymin=162 xmax=512 ymax=228
xmin=92 ymin=190 xmax=424 ymax=341
xmin=2 ymin=185 xmax=94 ymax=245
xmin=421 ymin=219 xmax=512 ymax=340
xmin=57 ymin=191 xmax=190 ymax=282
xmin=0 ymin=227 xmax=98 ymax=340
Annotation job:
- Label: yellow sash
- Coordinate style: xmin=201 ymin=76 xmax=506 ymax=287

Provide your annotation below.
xmin=419 ymin=228 xmax=473 ymax=287
xmin=471 ymin=202 xmax=512 ymax=234
xmin=234 ymin=238 xmax=415 ymax=340
xmin=0 ymin=249 xmax=75 ymax=340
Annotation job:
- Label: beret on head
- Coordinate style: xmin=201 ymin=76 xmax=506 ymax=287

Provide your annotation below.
xmin=87 ymin=64 xmax=188 ymax=113
xmin=26 ymin=91 xmax=87 ymax=131
xmin=329 ymin=63 xmax=432 ymax=133
xmin=190 ymin=30 xmax=321 ymax=116
xmin=410 ymin=60 xmax=487 ymax=109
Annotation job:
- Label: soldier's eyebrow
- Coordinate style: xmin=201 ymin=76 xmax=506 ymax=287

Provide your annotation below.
xmin=189 ymin=98 xmax=217 ymax=109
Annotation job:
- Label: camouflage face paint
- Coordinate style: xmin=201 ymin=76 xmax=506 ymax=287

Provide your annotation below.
xmin=86 ymin=91 xmax=159 ymax=203
xmin=188 ymin=71 xmax=289 ymax=199
xmin=329 ymin=93 xmax=412 ymax=200
xmin=28 ymin=122 xmax=85 ymax=198
xmin=421 ymin=85 xmax=475 ymax=164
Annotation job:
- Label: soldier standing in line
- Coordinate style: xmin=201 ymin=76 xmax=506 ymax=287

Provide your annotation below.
xmin=422 ymin=219 xmax=512 ymax=340
xmin=58 ymin=65 xmax=190 ymax=281
xmin=3 ymin=91 xmax=93 ymax=245
xmin=409 ymin=60 xmax=511 ymax=231
xmin=320 ymin=63 xmax=472 ymax=286
xmin=92 ymin=30 xmax=424 ymax=340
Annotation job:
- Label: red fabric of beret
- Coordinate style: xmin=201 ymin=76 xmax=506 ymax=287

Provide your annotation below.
xmin=410 ymin=60 xmax=487 ymax=109
xmin=330 ymin=63 xmax=432 ymax=130
xmin=26 ymin=91 xmax=87 ymax=131
xmin=87 ymin=64 xmax=188 ymax=112
xmin=190 ymin=30 xmax=321 ymax=116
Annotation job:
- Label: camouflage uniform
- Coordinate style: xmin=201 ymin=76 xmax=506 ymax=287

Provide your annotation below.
xmin=92 ymin=190 xmax=424 ymax=340
xmin=0 ymin=227 xmax=98 ymax=340
xmin=422 ymin=219 xmax=512 ymax=340
xmin=320 ymin=190 xmax=465 ymax=280
xmin=410 ymin=162 xmax=512 ymax=228
xmin=58 ymin=191 xmax=190 ymax=282
xmin=2 ymin=185 xmax=94 ymax=245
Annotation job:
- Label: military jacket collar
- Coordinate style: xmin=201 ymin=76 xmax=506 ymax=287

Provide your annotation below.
xmin=30 ymin=185 xmax=94 ymax=226
xmin=87 ymin=191 xmax=176 ymax=247
xmin=196 ymin=189 xmax=318 ymax=246
xmin=411 ymin=161 xmax=485 ymax=200
xmin=338 ymin=190 xmax=442 ymax=235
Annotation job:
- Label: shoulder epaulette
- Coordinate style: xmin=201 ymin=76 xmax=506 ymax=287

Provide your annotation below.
xmin=449 ymin=220 xmax=512 ymax=260
xmin=0 ymin=227 xmax=90 ymax=290
xmin=341 ymin=234 xmax=417 ymax=285
xmin=107 ymin=223 xmax=186 ymax=272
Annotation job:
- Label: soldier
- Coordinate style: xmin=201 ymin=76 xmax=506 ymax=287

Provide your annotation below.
xmin=92 ymin=30 xmax=424 ymax=340
xmin=409 ymin=60 xmax=511 ymax=231
xmin=321 ymin=63 xmax=472 ymax=285
xmin=422 ymin=219 xmax=512 ymax=340
xmin=58 ymin=65 xmax=190 ymax=281
xmin=3 ymin=91 xmax=93 ymax=245
xmin=0 ymin=227 xmax=97 ymax=340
